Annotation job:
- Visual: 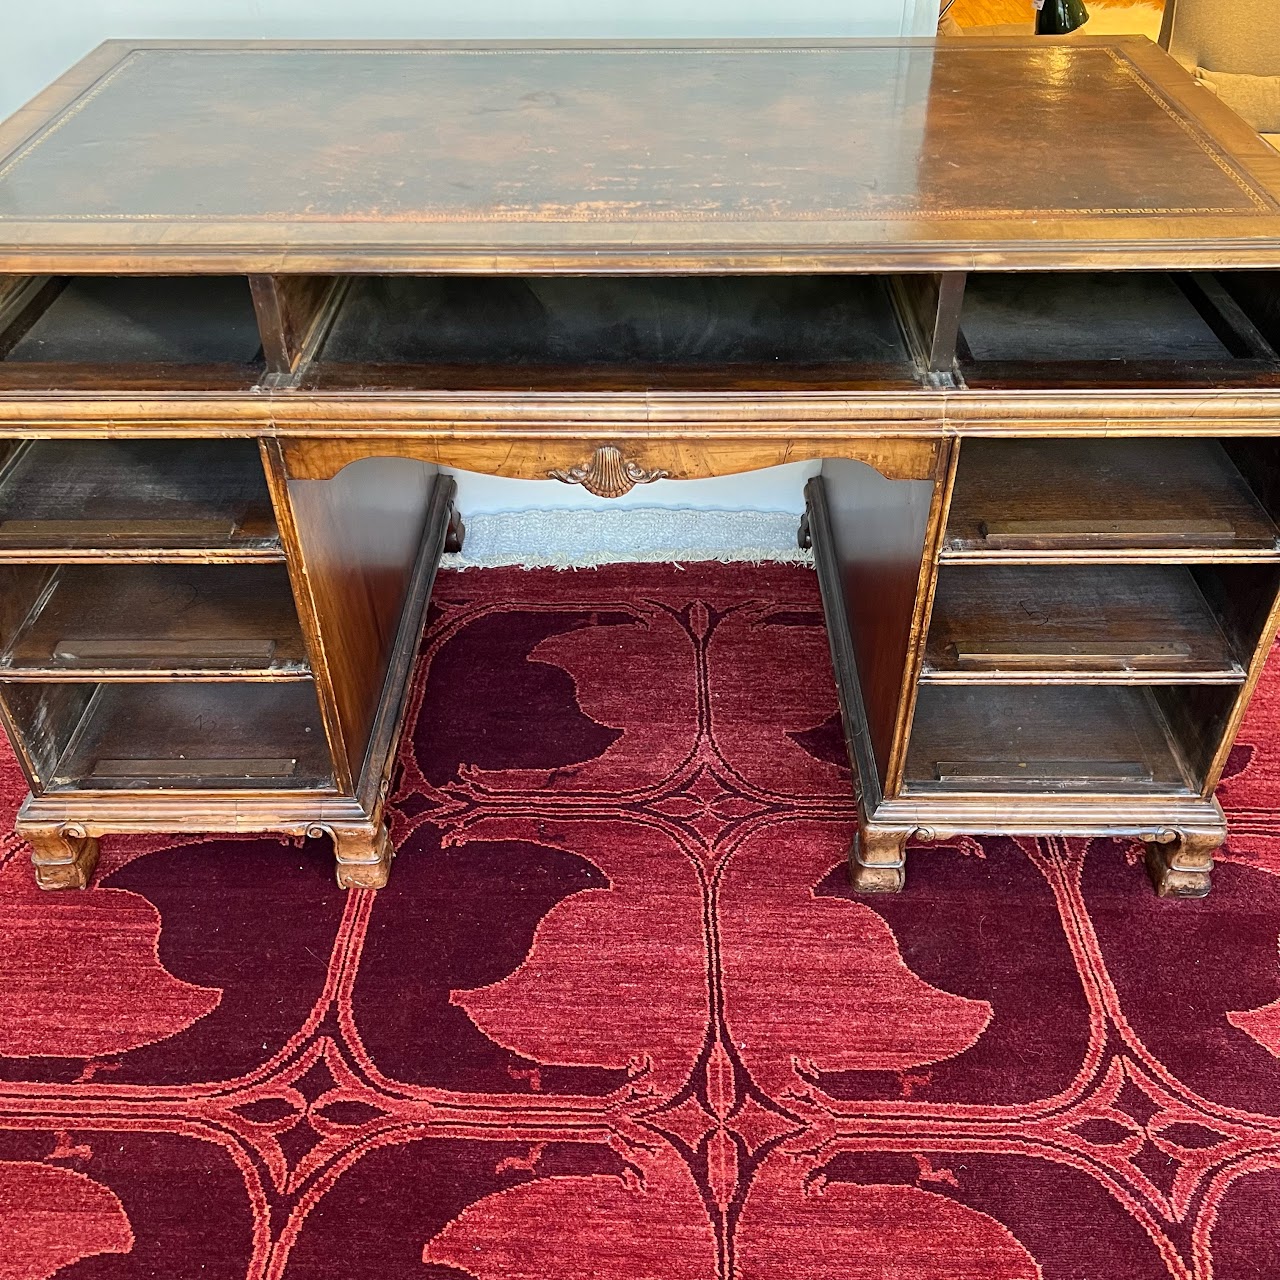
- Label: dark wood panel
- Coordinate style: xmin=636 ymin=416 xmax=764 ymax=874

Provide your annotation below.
xmin=0 ymin=439 xmax=281 ymax=558
xmin=905 ymin=684 xmax=1195 ymax=794
xmin=313 ymin=275 xmax=912 ymax=386
xmin=955 ymin=271 xmax=1280 ymax=389
xmin=1189 ymin=564 xmax=1280 ymax=665
xmin=958 ymin=361 xmax=1280 ymax=391
xmin=249 ymin=274 xmax=341 ymax=375
xmin=0 ymin=563 xmax=307 ymax=679
xmin=1222 ymin=439 xmax=1280 ymax=526
xmin=1177 ymin=272 xmax=1276 ymax=360
xmin=304 ymin=360 xmax=919 ymax=394
xmin=0 ymin=363 xmax=263 ymax=392
xmin=888 ymin=271 xmax=966 ymax=380
xmin=945 ymin=438 xmax=1280 ymax=557
xmin=0 ymin=563 xmax=56 ymax=654
xmin=960 ymin=272 xmax=1233 ymax=364
xmin=924 ymin=565 xmax=1244 ymax=682
xmin=1151 ymin=684 xmax=1236 ymax=793
xmin=1219 ymin=271 xmax=1280 ymax=353
xmin=813 ymin=449 xmax=944 ymax=793
xmin=0 ymin=275 xmax=65 ymax=358
xmin=272 ymin=446 xmax=435 ymax=786
xmin=0 ymin=681 xmax=94 ymax=788
xmin=4 ymin=276 xmax=262 ymax=364
xmin=805 ymin=475 xmax=883 ymax=813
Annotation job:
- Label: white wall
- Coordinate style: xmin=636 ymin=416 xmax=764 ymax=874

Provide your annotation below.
xmin=0 ymin=1 xmax=938 ymax=518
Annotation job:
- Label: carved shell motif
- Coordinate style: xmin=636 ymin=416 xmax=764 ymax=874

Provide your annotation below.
xmin=548 ymin=445 xmax=669 ymax=499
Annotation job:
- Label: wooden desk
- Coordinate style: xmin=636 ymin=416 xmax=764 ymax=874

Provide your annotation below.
xmin=2 ymin=37 xmax=1279 ymax=897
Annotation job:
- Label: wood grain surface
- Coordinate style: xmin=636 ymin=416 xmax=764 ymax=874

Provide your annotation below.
xmin=1 ymin=38 xmax=1278 ymax=271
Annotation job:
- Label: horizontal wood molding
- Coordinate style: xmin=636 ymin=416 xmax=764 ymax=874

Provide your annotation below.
xmin=16 ymin=787 xmax=370 ymax=836
xmin=278 ymin=434 xmax=942 ymax=485
xmin=11 ymin=387 xmax=1280 ymax=436
xmin=867 ymin=791 xmax=1228 ymax=841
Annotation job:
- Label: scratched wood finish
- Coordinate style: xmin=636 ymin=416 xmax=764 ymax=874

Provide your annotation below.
xmin=2 ymin=39 xmax=1280 ymax=272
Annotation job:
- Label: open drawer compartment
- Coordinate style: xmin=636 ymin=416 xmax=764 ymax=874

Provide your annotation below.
xmin=956 ymin=271 xmax=1280 ymax=387
xmin=0 ymin=563 xmax=307 ymax=679
xmin=1 ymin=680 xmax=333 ymax=792
xmin=902 ymin=684 xmax=1210 ymax=796
xmin=922 ymin=563 xmax=1269 ymax=683
xmin=943 ymin=438 xmax=1280 ymax=560
xmin=302 ymin=273 xmax=921 ymax=390
xmin=0 ymin=439 xmax=281 ymax=560
xmin=0 ymin=275 xmax=265 ymax=390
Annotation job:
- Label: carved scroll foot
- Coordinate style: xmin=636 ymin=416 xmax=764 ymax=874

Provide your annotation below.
xmin=24 ymin=823 xmax=100 ymax=890
xmin=1144 ymin=830 xmax=1220 ymax=899
xmin=314 ymin=822 xmax=395 ymax=890
xmin=849 ymin=823 xmax=909 ymax=894
xmin=445 ymin=504 xmax=466 ymax=554
xmin=797 ymin=510 xmax=812 ymax=550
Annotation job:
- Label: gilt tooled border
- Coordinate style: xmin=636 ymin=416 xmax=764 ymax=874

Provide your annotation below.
xmin=0 ymin=44 xmax=1270 ymax=224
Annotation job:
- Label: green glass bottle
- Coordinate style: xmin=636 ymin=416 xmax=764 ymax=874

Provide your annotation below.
xmin=1035 ymin=0 xmax=1089 ymax=33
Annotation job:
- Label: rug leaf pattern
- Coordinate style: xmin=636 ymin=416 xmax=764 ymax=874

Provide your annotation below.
xmin=0 ymin=564 xmax=1278 ymax=1278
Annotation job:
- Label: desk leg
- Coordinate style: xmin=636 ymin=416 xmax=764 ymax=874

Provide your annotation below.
xmin=850 ymin=812 xmax=910 ymax=894
xmin=1144 ymin=828 xmax=1221 ymax=899
xmin=312 ymin=821 xmax=394 ymax=889
xmin=445 ymin=505 xmax=466 ymax=553
xmin=24 ymin=822 xmax=100 ymax=890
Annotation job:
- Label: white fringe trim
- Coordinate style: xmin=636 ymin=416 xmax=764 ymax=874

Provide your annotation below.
xmin=441 ymin=508 xmax=813 ymax=570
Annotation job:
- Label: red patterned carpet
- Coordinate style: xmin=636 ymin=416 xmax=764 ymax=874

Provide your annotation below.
xmin=3 ymin=563 xmax=1280 ymax=1278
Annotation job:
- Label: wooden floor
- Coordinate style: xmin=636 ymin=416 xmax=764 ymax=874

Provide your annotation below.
xmin=948 ymin=0 xmax=1164 ymax=27
xmin=948 ymin=0 xmax=1026 ymax=23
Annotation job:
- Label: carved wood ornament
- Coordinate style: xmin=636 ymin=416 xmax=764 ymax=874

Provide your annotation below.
xmin=548 ymin=446 xmax=669 ymax=498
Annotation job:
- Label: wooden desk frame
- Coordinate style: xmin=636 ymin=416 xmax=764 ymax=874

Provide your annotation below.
xmin=3 ymin=37 xmax=1280 ymax=895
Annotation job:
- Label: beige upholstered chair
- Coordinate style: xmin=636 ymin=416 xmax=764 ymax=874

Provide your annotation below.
xmin=1160 ymin=0 xmax=1280 ymax=149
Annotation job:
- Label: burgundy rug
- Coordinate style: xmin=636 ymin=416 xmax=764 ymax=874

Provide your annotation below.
xmin=3 ymin=563 xmax=1280 ymax=1279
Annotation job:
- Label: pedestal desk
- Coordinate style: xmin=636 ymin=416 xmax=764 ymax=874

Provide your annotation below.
xmin=3 ymin=37 xmax=1280 ymax=896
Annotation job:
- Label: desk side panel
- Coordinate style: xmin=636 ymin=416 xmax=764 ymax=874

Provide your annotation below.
xmin=268 ymin=443 xmax=435 ymax=790
xmin=817 ymin=447 xmax=943 ymax=795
